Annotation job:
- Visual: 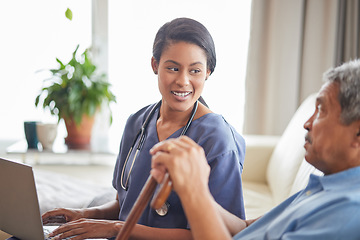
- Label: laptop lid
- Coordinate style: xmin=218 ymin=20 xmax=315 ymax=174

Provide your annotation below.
xmin=0 ymin=157 xmax=45 ymax=240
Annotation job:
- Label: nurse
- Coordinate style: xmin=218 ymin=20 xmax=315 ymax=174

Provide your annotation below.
xmin=43 ymin=17 xmax=246 ymax=240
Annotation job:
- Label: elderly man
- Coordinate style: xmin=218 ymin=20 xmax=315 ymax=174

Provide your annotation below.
xmin=150 ymin=59 xmax=360 ymax=239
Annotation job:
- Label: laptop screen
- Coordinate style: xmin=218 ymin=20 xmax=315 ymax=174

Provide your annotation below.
xmin=0 ymin=158 xmax=46 ymax=240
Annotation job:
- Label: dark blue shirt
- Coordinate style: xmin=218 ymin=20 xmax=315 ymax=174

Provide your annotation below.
xmin=113 ymin=103 xmax=246 ymax=229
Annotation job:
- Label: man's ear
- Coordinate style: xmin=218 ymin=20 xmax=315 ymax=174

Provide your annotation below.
xmin=351 ymin=120 xmax=360 ymax=148
xmin=151 ymin=57 xmax=159 ymax=75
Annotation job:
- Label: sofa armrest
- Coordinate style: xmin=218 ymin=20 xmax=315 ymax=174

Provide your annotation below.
xmin=242 ymin=135 xmax=280 ymax=183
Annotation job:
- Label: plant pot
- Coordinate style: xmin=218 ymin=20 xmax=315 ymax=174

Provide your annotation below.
xmin=64 ymin=115 xmax=95 ymax=150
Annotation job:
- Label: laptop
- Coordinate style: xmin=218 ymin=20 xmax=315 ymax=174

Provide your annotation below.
xmin=0 ymin=157 xmax=107 ymax=240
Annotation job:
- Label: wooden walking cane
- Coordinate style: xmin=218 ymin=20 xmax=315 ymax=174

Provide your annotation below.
xmin=115 ymin=172 xmax=173 ymax=240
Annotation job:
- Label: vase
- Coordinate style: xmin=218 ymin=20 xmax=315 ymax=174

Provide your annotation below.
xmin=63 ymin=115 xmax=95 ymax=150
xmin=24 ymin=121 xmax=39 ymax=149
xmin=36 ymin=123 xmax=58 ymax=150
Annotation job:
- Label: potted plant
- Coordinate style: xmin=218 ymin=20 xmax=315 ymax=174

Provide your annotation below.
xmin=35 ymin=44 xmax=116 ymax=149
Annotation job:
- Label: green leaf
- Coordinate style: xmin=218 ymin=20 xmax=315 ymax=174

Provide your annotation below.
xmin=35 ymin=95 xmax=40 ymax=107
xmin=65 ymin=8 xmax=73 ymax=21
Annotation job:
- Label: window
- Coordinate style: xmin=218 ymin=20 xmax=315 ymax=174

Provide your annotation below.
xmin=1 ymin=0 xmax=91 ymax=143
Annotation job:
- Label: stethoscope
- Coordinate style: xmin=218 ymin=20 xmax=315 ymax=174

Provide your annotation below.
xmin=120 ymin=100 xmax=199 ymax=215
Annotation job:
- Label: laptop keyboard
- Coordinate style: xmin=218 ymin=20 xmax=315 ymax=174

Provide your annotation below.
xmin=44 ymin=228 xmax=72 ymax=240
xmin=44 ymin=228 xmax=55 ymax=240
xmin=44 ymin=228 xmax=53 ymax=240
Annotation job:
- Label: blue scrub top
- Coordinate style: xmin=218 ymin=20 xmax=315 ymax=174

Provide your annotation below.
xmin=113 ymin=102 xmax=246 ymax=229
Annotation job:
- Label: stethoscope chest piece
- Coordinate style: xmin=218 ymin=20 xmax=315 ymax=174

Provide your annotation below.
xmin=155 ymin=202 xmax=170 ymax=216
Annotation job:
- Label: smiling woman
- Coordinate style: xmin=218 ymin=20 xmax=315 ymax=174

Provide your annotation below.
xmin=41 ymin=17 xmax=247 ymax=240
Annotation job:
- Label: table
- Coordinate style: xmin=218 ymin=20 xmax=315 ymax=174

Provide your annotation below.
xmin=5 ymin=139 xmax=116 ymax=166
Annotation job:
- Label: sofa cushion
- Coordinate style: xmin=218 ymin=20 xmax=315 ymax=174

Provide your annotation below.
xmin=34 ymin=169 xmax=115 ymax=214
xmin=289 ymin=159 xmax=323 ymax=195
xmin=242 ymin=181 xmax=274 ymax=219
xmin=266 ymin=94 xmax=317 ymax=204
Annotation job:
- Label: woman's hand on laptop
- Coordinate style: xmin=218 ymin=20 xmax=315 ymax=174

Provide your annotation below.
xmin=47 ymin=218 xmax=122 ymax=239
xmin=42 ymin=208 xmax=84 ymax=224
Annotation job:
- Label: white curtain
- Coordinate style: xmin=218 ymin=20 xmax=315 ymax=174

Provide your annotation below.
xmin=336 ymin=0 xmax=360 ymax=65
xmin=243 ymin=0 xmax=359 ymax=135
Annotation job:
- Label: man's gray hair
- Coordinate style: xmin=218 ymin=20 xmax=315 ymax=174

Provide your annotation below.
xmin=324 ymin=59 xmax=360 ymax=125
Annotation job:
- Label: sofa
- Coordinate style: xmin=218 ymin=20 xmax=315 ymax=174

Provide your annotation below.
xmin=242 ymin=93 xmax=323 ymax=219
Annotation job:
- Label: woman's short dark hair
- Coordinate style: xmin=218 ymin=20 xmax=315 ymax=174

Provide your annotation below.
xmin=152 ymin=17 xmax=216 ymax=75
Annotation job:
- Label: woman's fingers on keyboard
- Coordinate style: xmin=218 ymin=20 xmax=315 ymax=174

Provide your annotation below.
xmin=44 ymin=215 xmax=67 ymax=224
xmin=42 ymin=208 xmax=83 ymax=224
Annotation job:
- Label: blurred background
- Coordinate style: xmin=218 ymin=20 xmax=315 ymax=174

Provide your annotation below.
xmin=0 ymin=0 xmax=251 ymax=154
